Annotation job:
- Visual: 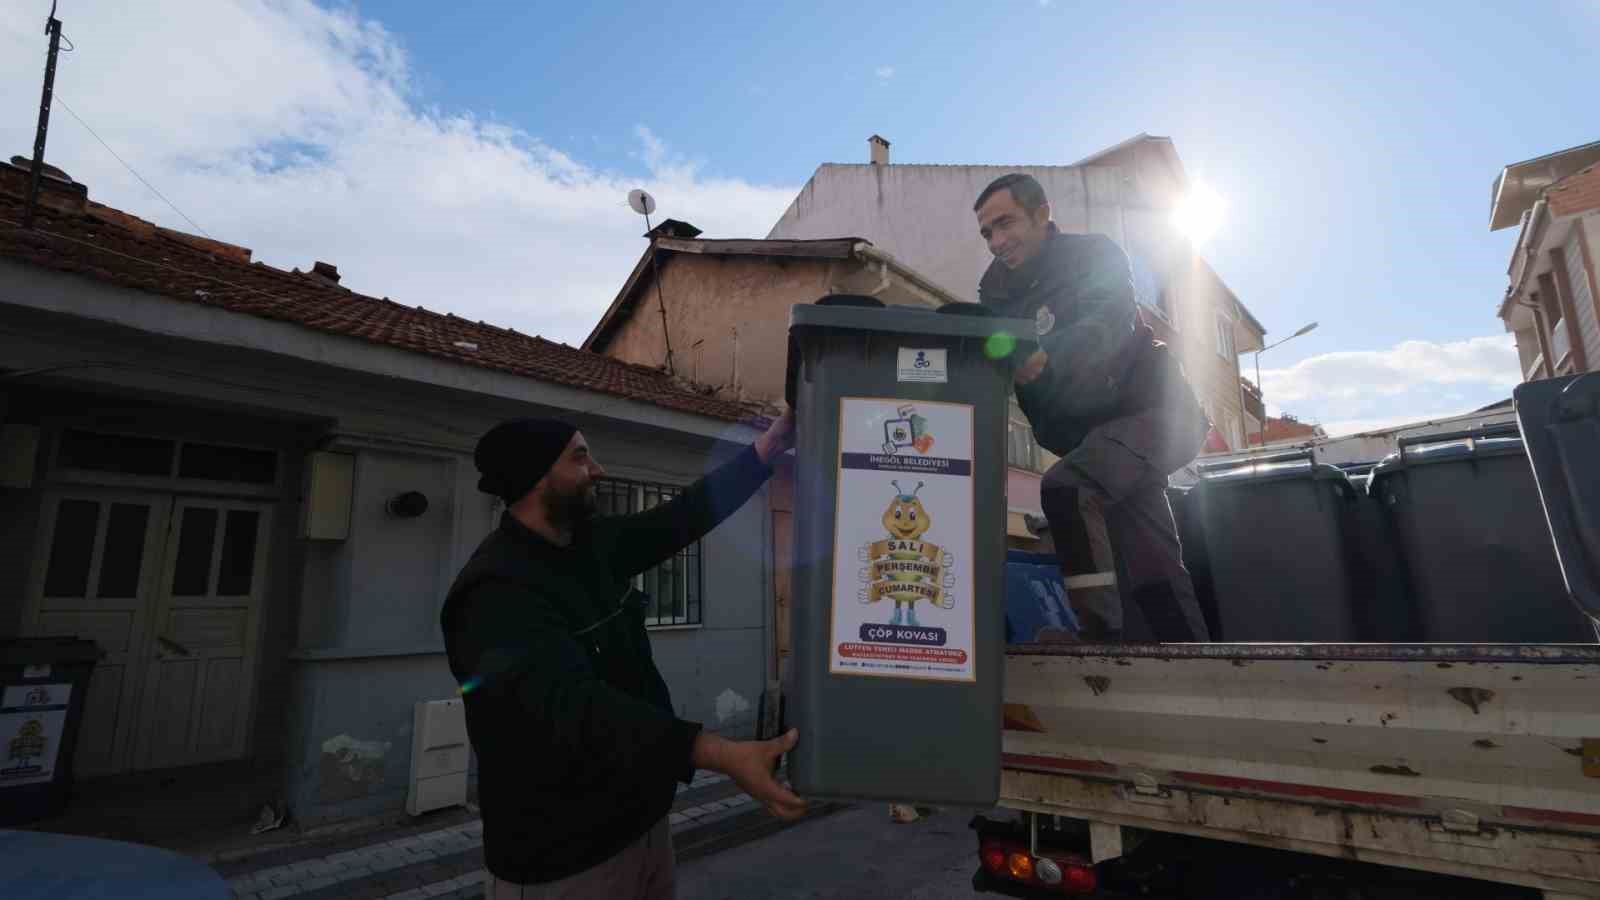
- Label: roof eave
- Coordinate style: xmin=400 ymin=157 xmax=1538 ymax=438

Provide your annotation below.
xmin=582 ymin=246 xmax=655 ymax=352
xmin=1072 ymin=133 xmax=1162 ymax=167
xmin=851 ymin=243 xmax=967 ymax=307
xmin=1489 ymin=139 xmax=1600 ymax=231
xmin=583 ymin=237 xmax=868 ymax=352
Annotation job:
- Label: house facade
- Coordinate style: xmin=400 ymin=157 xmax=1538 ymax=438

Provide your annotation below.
xmin=583 ymin=220 xmax=957 ymax=404
xmin=766 ymin=134 xmax=1267 ymax=507
xmin=0 ymin=161 xmax=778 ymax=832
xmin=582 ymin=226 xmax=965 ymax=683
xmin=1491 ymin=141 xmax=1600 ymax=380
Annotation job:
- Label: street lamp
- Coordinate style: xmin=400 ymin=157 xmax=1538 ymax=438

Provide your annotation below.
xmin=1253 ymin=321 xmax=1318 ymax=448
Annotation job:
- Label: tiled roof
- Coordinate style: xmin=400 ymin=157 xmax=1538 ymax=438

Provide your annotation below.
xmin=0 ymin=175 xmax=770 ymax=427
xmin=1246 ymin=416 xmax=1325 ymax=446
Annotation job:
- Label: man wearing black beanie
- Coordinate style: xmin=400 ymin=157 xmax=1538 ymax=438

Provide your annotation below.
xmin=441 ymin=410 xmax=803 ymax=899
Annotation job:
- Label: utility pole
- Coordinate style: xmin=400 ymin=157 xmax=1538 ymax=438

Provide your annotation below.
xmin=22 ymin=3 xmax=65 ymax=231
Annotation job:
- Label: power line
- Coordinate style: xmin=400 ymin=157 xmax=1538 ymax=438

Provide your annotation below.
xmin=52 ymin=93 xmax=213 ymax=239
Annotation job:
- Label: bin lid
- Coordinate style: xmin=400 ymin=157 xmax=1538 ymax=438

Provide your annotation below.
xmin=1195 ymin=455 xmax=1352 ymax=489
xmin=790 ymin=301 xmax=1035 ymax=343
xmin=0 ymin=637 xmax=101 ymax=666
xmin=1370 ymin=430 xmax=1527 ymax=482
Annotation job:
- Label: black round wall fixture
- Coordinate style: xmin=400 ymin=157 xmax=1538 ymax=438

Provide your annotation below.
xmin=386 ymin=491 xmax=429 ymax=519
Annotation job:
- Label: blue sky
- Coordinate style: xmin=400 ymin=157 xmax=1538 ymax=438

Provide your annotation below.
xmin=4 ymin=1 xmax=1596 ymax=434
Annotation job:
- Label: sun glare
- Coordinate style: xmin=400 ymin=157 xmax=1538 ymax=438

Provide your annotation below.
xmin=1173 ymin=184 xmax=1224 ymax=244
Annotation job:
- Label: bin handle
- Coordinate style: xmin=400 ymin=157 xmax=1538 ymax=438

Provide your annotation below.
xmin=1397 ymin=423 xmax=1521 ymax=463
xmin=1198 ymin=449 xmax=1313 ymax=475
xmin=814 ymin=294 xmax=885 ymax=308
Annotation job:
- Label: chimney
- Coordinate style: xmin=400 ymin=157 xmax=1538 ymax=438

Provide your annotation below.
xmin=869 ymin=135 xmax=891 ymax=166
xmin=310 ymin=261 xmax=341 ymax=285
xmin=3 ymin=155 xmax=87 ymax=216
xmin=645 ymin=218 xmax=703 ymax=240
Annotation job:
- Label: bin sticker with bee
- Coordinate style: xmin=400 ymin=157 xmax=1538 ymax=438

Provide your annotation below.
xmin=830 ymin=397 xmax=975 ymax=681
xmin=0 ymin=683 xmax=71 ymax=786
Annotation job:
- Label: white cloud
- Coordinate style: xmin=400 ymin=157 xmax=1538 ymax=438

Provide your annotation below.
xmin=1256 ymin=335 xmax=1520 ymax=435
xmin=0 ymin=1 xmax=799 ymax=345
xmin=875 ymin=65 xmax=895 ymax=82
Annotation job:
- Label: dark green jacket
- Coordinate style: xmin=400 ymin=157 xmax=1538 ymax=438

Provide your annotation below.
xmin=978 ymin=226 xmax=1172 ymax=455
xmin=440 ymin=445 xmax=774 ymax=884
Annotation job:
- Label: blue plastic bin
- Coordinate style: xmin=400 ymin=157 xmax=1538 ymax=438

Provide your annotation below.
xmin=1004 ymin=550 xmax=1079 ymax=643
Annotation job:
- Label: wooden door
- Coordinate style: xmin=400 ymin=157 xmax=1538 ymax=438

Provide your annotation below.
xmin=24 ymin=491 xmax=170 ymax=777
xmin=132 ymin=498 xmax=271 ymax=771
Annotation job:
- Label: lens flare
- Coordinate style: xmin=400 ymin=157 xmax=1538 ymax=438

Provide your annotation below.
xmin=985 ymin=331 xmax=1018 ymax=359
xmin=457 ymin=676 xmax=482 ymax=696
xmin=1173 ymin=184 xmax=1224 ymax=244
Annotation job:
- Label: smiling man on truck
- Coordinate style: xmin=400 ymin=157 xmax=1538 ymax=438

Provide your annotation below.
xmin=974 ymin=172 xmax=1211 ymax=642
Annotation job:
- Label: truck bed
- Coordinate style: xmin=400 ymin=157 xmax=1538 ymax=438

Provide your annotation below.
xmin=1000 ymin=641 xmax=1600 ymax=896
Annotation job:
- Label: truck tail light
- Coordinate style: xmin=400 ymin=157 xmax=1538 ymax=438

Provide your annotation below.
xmin=1061 ymin=861 xmax=1097 ymax=893
xmin=977 ymin=836 xmax=1097 ymax=894
xmin=981 ymin=844 xmax=1007 ymax=874
xmin=1007 ymin=851 xmax=1034 ymax=880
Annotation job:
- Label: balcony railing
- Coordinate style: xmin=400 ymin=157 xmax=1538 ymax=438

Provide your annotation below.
xmin=1239 ymin=379 xmax=1265 ymax=423
xmin=1551 ymin=317 xmax=1572 ymax=369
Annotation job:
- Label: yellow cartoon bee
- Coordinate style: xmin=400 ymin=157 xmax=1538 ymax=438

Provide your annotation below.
xmin=881 ymin=481 xmax=933 ymax=626
xmin=882 ymin=480 xmax=930 ymax=541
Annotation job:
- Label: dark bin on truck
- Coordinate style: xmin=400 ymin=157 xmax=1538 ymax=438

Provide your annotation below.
xmin=1370 ymin=426 xmax=1594 ymax=643
xmin=1189 ymin=453 xmax=1365 ymax=641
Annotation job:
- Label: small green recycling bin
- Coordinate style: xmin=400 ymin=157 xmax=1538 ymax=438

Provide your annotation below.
xmin=1 ymin=636 xmax=100 ymax=826
xmin=785 ymin=296 xmax=1032 ymax=807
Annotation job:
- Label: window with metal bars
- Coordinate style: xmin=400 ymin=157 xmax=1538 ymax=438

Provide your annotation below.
xmin=593 ymin=477 xmax=703 ymax=627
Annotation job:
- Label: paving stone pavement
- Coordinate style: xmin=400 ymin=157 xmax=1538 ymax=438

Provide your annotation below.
xmin=216 ymin=772 xmax=750 ymax=900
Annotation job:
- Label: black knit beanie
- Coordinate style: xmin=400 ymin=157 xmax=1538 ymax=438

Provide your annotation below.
xmin=474 ymin=418 xmax=579 ymax=504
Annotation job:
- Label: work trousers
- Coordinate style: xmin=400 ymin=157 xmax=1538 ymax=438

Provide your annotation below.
xmin=486 ymin=818 xmax=674 ymax=900
xmin=1038 ymin=398 xmax=1211 ymax=642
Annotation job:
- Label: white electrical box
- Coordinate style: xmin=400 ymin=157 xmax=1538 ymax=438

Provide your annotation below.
xmin=407 ymin=697 xmax=469 ymax=816
xmin=302 ymin=450 xmax=355 ymax=540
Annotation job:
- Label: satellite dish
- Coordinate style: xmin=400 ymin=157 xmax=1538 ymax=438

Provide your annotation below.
xmin=628 ymin=189 xmax=657 ymax=216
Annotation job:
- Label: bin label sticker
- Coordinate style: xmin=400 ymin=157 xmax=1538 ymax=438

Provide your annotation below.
xmin=1 ymin=683 xmax=71 ymax=786
xmin=831 ymin=397 xmax=975 ymax=681
xmin=896 ymin=348 xmax=948 ymax=383
xmin=21 ymin=665 xmax=50 ymax=679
